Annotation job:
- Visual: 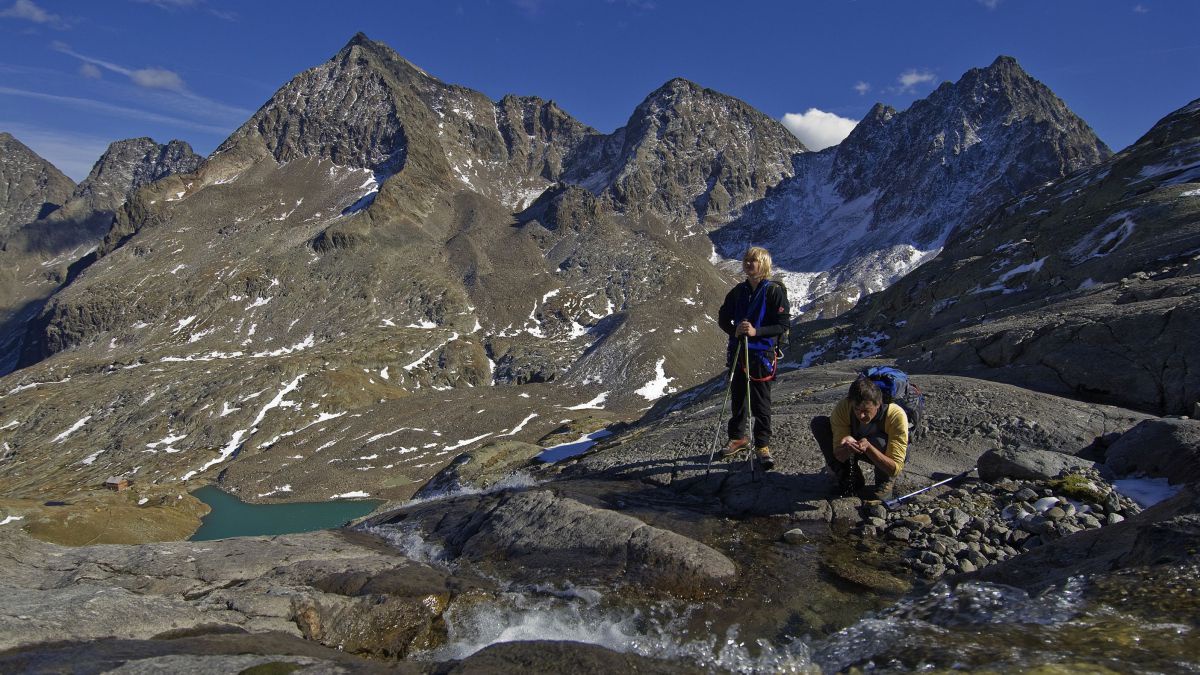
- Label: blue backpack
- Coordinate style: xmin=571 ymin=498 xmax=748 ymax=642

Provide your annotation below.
xmin=864 ymin=366 xmax=926 ymax=441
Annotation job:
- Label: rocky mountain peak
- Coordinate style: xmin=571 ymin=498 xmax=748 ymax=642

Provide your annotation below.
xmin=335 ymin=31 xmax=439 ymax=87
xmin=216 ymin=33 xmax=438 ymax=171
xmin=72 ymin=137 xmax=203 ymax=213
xmin=718 ymin=55 xmax=1112 ymax=320
xmin=566 ymin=77 xmax=805 ymax=226
xmin=0 ymin=132 xmax=75 ymax=236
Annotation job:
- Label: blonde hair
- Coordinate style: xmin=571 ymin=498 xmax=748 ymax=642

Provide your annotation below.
xmin=744 ymin=246 xmax=773 ymax=279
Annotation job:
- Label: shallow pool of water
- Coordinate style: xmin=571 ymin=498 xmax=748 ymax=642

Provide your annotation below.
xmin=189 ymin=485 xmax=382 ymax=541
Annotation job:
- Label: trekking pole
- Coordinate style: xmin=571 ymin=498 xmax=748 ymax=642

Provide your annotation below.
xmin=705 ymin=340 xmax=742 ymax=475
xmin=884 ymin=467 xmax=976 ymax=509
xmin=742 ymin=335 xmax=757 ymax=477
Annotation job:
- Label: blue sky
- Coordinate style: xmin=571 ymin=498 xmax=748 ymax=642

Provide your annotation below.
xmin=1 ymin=0 xmax=1197 ymax=181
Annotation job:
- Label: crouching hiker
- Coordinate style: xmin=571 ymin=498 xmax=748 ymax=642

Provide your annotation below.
xmin=717 ymin=246 xmax=790 ymax=470
xmin=811 ymin=376 xmax=908 ymax=499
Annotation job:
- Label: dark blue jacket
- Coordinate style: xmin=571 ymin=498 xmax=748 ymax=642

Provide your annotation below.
xmin=718 ymin=279 xmax=790 ymax=368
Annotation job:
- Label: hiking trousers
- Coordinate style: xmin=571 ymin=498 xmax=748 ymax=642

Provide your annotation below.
xmin=729 ymin=360 xmax=772 ymax=448
xmin=811 ymin=415 xmax=894 ymax=499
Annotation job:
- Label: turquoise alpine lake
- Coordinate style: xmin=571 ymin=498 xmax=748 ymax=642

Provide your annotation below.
xmin=189 ymin=485 xmax=382 ymax=541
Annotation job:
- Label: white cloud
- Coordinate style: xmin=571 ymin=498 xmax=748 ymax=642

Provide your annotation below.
xmin=131 ymin=0 xmax=237 ymax=21
xmin=781 ymin=108 xmax=858 ymax=151
xmin=1133 ymin=3 xmax=1149 ymax=12
xmin=131 ymin=67 xmax=185 ymax=91
xmin=48 ymin=43 xmax=249 ymax=123
xmin=512 ymin=0 xmax=544 ymax=15
xmin=896 ymin=69 xmax=937 ymax=93
xmin=53 ymin=42 xmax=185 ymax=92
xmin=79 ymin=62 xmax=101 ymax=79
xmin=854 ymin=81 xmax=871 ymax=96
xmin=977 ymin=0 xmax=1002 ymax=8
xmin=0 ymin=0 xmax=56 ymax=23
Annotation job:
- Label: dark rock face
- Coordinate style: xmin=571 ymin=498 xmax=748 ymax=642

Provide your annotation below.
xmin=0 ymin=132 xmax=75 ymax=236
xmin=0 ymin=630 xmax=400 ymax=674
xmin=717 ymin=55 xmax=1111 ymax=318
xmin=71 ymin=137 xmax=202 ymax=214
xmin=220 ymin=36 xmax=412 ymax=172
xmin=1105 ymin=418 xmax=1200 ymax=484
xmin=564 ymin=77 xmax=806 ymax=226
xmin=496 ymin=94 xmax=598 ymax=189
xmin=0 ymin=136 xmax=201 ymax=375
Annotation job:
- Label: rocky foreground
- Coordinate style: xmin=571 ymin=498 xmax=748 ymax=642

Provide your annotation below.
xmin=1 ymin=361 xmax=1198 ymax=672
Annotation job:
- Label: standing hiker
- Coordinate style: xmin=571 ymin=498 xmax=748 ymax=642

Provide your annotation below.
xmin=811 ymin=376 xmax=908 ymax=499
xmin=717 ymin=246 xmax=790 ymax=469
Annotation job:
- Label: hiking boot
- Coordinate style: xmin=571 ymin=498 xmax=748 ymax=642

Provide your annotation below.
xmin=720 ymin=438 xmax=749 ymax=458
xmin=857 ymin=478 xmax=895 ymax=501
xmin=756 ymin=446 xmax=774 ymax=470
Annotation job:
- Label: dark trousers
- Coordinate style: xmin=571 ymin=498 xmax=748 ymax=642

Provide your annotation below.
xmin=729 ymin=361 xmax=772 ymax=448
xmin=810 ymin=416 xmax=893 ymax=497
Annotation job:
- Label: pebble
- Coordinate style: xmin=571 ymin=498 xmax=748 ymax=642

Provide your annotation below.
xmin=1012 ymin=487 xmax=1035 ymax=500
xmin=901 ymin=516 xmax=932 ymax=530
xmin=1033 ymin=497 xmax=1059 ymax=513
xmin=850 ymin=467 xmax=1141 ymax=582
xmin=783 ymin=529 xmax=807 ymax=545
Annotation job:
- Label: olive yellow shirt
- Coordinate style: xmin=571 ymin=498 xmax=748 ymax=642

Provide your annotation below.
xmin=830 ymin=398 xmax=908 ymax=476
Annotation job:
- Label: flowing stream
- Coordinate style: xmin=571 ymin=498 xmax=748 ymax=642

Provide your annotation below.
xmin=378 ymin=515 xmax=1199 ymax=673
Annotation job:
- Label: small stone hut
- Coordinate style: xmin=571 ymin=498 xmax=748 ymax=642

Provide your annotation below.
xmin=105 ymin=476 xmax=130 ymax=491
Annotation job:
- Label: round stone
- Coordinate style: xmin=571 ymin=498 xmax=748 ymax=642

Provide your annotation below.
xmin=1015 ymin=488 xmax=1039 ymax=502
xmin=1033 ymin=497 xmax=1059 ymax=513
xmin=783 ymin=529 xmax=807 ymax=545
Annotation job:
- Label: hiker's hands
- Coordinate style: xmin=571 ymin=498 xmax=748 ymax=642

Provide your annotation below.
xmin=835 ymin=436 xmax=860 ymax=461
xmin=735 ymin=320 xmax=756 ymax=337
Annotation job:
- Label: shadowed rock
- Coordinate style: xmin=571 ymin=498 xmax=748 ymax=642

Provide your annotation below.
xmin=1105 ymin=418 xmax=1200 ymax=484
xmin=977 ymin=445 xmax=1108 ymax=482
xmin=368 ymin=488 xmax=736 ymax=592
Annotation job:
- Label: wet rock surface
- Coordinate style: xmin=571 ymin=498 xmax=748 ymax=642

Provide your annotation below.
xmin=437 ymin=640 xmax=703 ymax=674
xmin=365 ymin=486 xmax=736 ymax=592
xmin=0 ymin=630 xmax=401 ymax=674
xmin=0 ymin=528 xmax=460 ymax=658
